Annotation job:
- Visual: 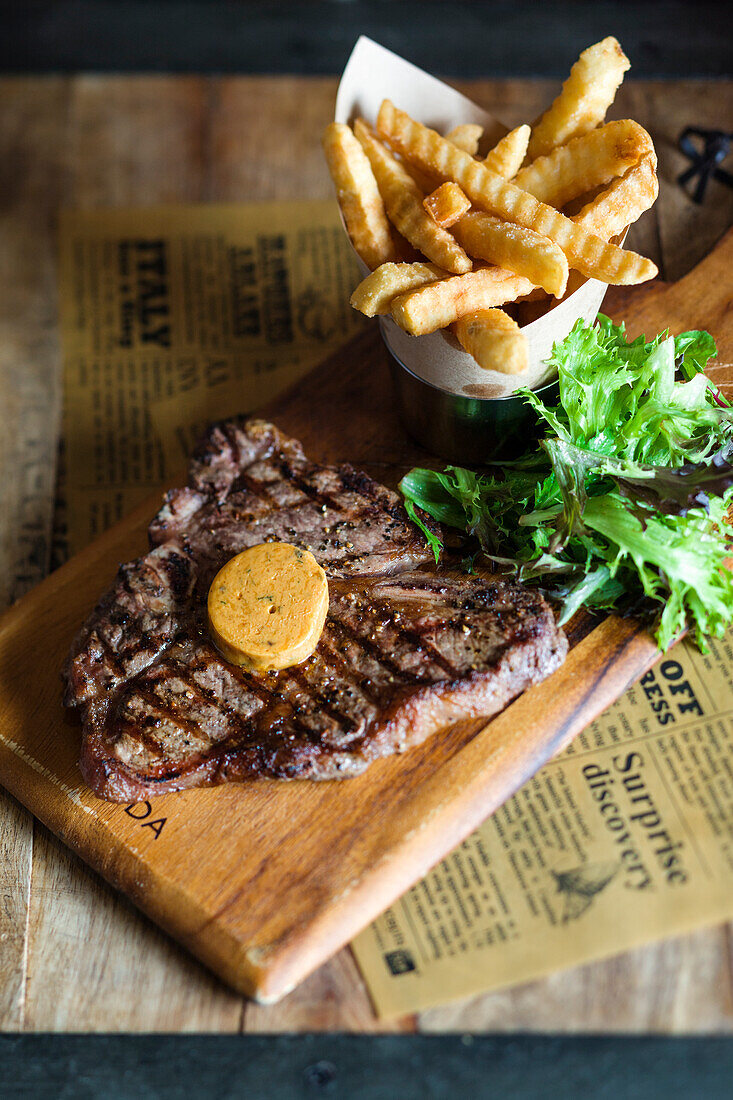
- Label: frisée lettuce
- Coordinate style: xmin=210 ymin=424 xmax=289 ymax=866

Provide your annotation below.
xmin=401 ymin=316 xmax=733 ymax=651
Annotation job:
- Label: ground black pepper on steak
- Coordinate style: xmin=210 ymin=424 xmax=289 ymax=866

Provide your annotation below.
xmin=63 ymin=416 xmax=568 ymax=802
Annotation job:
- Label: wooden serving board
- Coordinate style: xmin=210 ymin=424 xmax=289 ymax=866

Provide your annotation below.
xmin=0 ymin=230 xmax=730 ymax=1005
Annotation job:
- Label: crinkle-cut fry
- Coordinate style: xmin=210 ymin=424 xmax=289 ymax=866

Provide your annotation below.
xmin=321 ymin=122 xmax=399 ymax=270
xmin=423 ymin=182 xmax=471 ymax=228
xmin=445 ymin=123 xmax=484 ymax=155
xmin=353 ymin=119 xmax=472 ymax=275
xmin=514 ymin=120 xmax=655 ymax=209
xmin=376 ymin=100 xmax=657 ymax=285
xmin=391 ymin=266 xmax=535 ymax=336
xmin=350 ymin=261 xmax=447 ymax=317
xmin=527 ymin=36 xmax=631 ymax=160
xmin=573 ymin=153 xmax=659 ymax=239
xmin=454 ymin=309 xmax=528 ymax=374
xmin=404 ymin=123 xmax=485 ymax=197
xmin=453 ymin=212 xmax=568 ymax=297
xmin=483 ymin=124 xmax=531 ymax=178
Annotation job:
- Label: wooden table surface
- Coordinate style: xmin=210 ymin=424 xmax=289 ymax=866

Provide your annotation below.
xmin=1 ymin=75 xmax=732 ymax=1034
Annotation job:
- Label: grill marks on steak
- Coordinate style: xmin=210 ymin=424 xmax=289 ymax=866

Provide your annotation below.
xmin=148 ymin=419 xmax=428 ymax=580
xmin=64 ymin=543 xmax=197 ymax=707
xmin=64 ymin=418 xmax=568 ymax=801
xmin=77 ymin=573 xmax=567 ymax=798
xmin=65 ymin=418 xmax=437 ymax=710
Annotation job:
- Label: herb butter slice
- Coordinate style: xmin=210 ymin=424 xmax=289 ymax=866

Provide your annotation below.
xmin=207 ymin=543 xmax=329 ymax=671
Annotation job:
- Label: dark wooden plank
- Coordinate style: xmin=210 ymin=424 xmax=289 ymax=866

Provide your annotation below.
xmin=6 ymin=2 xmax=732 ymax=78
xmin=2 ymin=1033 xmax=733 ymax=1100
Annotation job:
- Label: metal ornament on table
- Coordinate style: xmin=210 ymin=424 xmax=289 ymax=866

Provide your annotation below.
xmin=678 ymin=127 xmax=733 ymax=204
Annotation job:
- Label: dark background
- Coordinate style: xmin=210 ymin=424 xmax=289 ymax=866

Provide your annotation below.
xmin=5 ymin=0 xmax=733 ymax=76
xmin=4 ymin=1034 xmax=733 ymax=1098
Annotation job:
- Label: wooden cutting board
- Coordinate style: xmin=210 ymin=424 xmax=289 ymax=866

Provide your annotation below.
xmin=0 ymin=229 xmax=730 ymax=1004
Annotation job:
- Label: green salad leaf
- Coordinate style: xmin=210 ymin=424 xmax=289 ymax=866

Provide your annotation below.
xmin=400 ymin=315 xmax=733 ymax=651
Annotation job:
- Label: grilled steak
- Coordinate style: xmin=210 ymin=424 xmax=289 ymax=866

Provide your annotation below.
xmin=64 ymin=417 xmax=568 ymax=801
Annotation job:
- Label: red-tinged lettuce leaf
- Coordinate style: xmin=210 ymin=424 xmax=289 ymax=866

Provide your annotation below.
xmin=616 ymin=453 xmax=733 ymax=516
xmin=674 ymin=329 xmax=718 ymax=380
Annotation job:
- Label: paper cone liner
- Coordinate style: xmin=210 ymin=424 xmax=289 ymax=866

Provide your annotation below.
xmin=335 ymin=37 xmax=613 ymax=399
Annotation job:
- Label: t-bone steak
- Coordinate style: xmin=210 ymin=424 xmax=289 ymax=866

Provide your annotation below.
xmin=63 ymin=417 xmax=568 ymax=801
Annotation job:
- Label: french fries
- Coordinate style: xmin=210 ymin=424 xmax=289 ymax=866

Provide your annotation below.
xmin=350 ymin=261 xmax=447 ymax=317
xmin=453 ymin=212 xmax=569 ymax=297
xmin=324 ymin=36 xmax=659 ymax=377
xmin=321 ymin=122 xmax=399 ymax=271
xmin=423 ymin=182 xmax=472 ymax=228
xmin=391 ymin=266 xmax=535 ymax=336
xmin=454 ymin=309 xmax=528 ymax=374
xmin=573 ymin=153 xmax=659 ymax=238
xmin=406 ymin=125 xmax=484 ymax=192
xmin=514 ymin=120 xmax=654 ymax=208
xmin=376 ymin=99 xmax=657 ymax=285
xmin=354 ymin=119 xmax=472 ymax=274
xmin=483 ymin=124 xmax=531 ymax=178
xmin=527 ymin=36 xmax=631 ymax=160
xmin=445 ymin=123 xmax=483 ymax=155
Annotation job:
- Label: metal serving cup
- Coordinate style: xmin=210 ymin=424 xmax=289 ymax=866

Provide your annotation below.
xmin=377 ymin=263 xmax=610 ymax=464
xmin=386 ymin=333 xmax=560 ymax=464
